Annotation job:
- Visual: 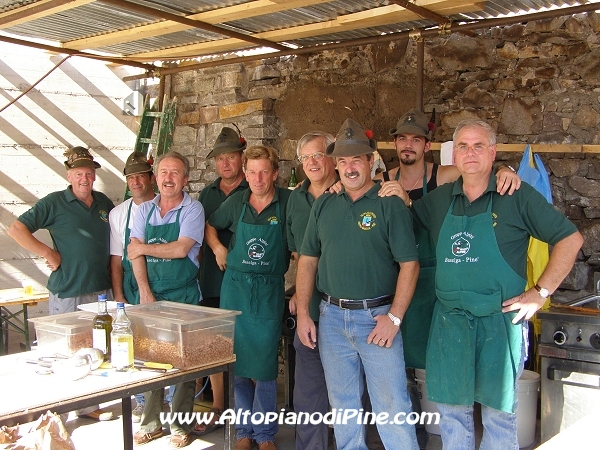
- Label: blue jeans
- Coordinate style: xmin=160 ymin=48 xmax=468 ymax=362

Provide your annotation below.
xmin=234 ymin=376 xmax=278 ymax=444
xmin=437 ymin=323 xmax=527 ymax=450
xmin=318 ymin=301 xmax=419 ymax=450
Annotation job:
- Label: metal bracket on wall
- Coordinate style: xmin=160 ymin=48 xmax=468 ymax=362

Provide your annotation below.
xmin=408 ymin=30 xmax=423 ymax=42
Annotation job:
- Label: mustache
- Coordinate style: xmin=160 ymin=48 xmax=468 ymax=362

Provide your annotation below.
xmin=344 ymin=171 xmax=360 ymax=178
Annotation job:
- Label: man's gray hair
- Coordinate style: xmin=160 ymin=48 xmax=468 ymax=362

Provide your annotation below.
xmin=155 ymin=151 xmax=190 ymax=177
xmin=453 ymin=120 xmax=497 ymax=146
xmin=296 ymin=131 xmax=335 ymax=157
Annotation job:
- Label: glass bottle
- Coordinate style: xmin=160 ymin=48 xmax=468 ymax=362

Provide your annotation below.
xmin=92 ymin=294 xmax=112 ymax=361
xmin=110 ymin=303 xmax=134 ymax=371
xmin=288 ymin=167 xmax=298 ymax=189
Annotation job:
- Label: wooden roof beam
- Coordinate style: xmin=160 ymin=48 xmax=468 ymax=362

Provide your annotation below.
xmin=96 ymin=0 xmax=288 ymax=52
xmin=388 ymin=0 xmax=477 ymax=37
xmin=130 ymin=0 xmax=481 ymax=59
xmin=65 ymin=0 xmax=328 ymax=51
xmin=0 ymin=0 xmax=95 ymax=28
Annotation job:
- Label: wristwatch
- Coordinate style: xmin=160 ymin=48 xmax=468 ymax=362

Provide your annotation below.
xmin=388 ymin=312 xmax=401 ymax=327
xmin=534 ymin=284 xmax=550 ymax=299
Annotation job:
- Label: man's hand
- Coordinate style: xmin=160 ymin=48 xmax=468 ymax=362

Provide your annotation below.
xmin=367 ymin=314 xmax=400 ymax=348
xmin=127 ymin=241 xmax=146 ymax=260
xmin=501 ymin=288 xmax=545 ymax=324
xmin=328 ymin=180 xmax=342 ymax=194
xmin=297 ymin=314 xmax=317 ymax=349
xmin=45 ymin=249 xmax=62 ymax=271
xmin=288 ymin=293 xmax=297 ymax=315
xmin=214 ymin=246 xmax=228 ymax=271
xmin=377 ymin=180 xmax=411 ymax=206
xmin=139 ymin=288 xmax=157 ymax=304
xmin=496 ymin=167 xmax=521 ymax=195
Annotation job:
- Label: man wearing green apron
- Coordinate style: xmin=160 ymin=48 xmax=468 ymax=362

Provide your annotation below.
xmin=205 ymin=145 xmax=291 ymax=450
xmin=411 ymin=120 xmax=582 ymax=449
xmin=296 ymin=119 xmax=420 ymax=450
xmin=128 ymin=151 xmax=205 ymax=448
xmin=108 ymin=151 xmax=155 ymax=422
xmin=194 ymin=126 xmax=248 ymax=436
xmin=285 ymin=131 xmax=337 ymax=450
xmin=377 ymin=110 xmax=521 ymax=448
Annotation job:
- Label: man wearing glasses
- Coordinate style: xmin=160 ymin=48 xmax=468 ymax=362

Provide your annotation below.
xmin=408 ymin=119 xmax=582 ymax=448
xmin=285 ymin=131 xmax=337 ymax=450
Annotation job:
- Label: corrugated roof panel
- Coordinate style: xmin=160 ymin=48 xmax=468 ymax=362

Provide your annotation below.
xmin=1 ymin=2 xmax=159 ymax=42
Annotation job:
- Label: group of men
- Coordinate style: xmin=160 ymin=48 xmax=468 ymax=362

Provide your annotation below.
xmin=8 ymin=110 xmax=583 ymax=450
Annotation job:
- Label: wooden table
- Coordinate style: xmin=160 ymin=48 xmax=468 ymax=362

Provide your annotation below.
xmin=0 ymin=288 xmax=49 ymax=355
xmin=0 ymin=350 xmax=235 ymax=450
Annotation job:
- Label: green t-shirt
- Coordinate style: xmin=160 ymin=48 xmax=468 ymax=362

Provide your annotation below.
xmin=286 ymin=179 xmax=321 ymax=320
xmin=198 ymin=178 xmax=248 ymax=298
xmin=300 ymin=181 xmax=418 ymax=300
xmin=411 ymin=175 xmax=578 ymax=279
xmin=18 ymin=187 xmax=114 ymax=298
xmin=208 ymin=186 xmax=292 ymax=273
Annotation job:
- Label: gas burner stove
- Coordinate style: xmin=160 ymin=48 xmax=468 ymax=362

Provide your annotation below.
xmin=538 ymin=308 xmax=600 ymax=362
xmin=537 ymin=295 xmax=600 ymax=443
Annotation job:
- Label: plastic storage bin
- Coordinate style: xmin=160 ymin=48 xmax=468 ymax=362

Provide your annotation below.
xmin=29 ymin=311 xmax=95 ymax=355
xmin=126 ymin=301 xmax=240 ymax=369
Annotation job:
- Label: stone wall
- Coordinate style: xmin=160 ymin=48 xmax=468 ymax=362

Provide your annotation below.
xmin=169 ymin=12 xmax=600 ymax=298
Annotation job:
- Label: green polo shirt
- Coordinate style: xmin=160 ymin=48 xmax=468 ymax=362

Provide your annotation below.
xmin=412 ymin=175 xmax=578 ymax=279
xmin=208 ymin=186 xmax=292 ymax=272
xmin=18 ymin=187 xmax=114 ymax=298
xmin=198 ymin=178 xmax=248 ymax=298
xmin=300 ymin=181 xmax=418 ymax=300
xmin=286 ymin=179 xmax=321 ymax=321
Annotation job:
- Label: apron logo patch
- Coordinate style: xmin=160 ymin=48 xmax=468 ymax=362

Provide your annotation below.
xmin=246 ymin=237 xmax=269 ymax=261
xmin=358 ymin=212 xmax=376 ymax=230
xmin=452 ymin=236 xmax=470 ymax=256
xmin=268 ymin=215 xmax=278 ymax=225
xmin=99 ymin=210 xmax=109 ymax=222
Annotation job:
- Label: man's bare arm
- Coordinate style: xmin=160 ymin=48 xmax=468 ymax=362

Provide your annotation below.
xmin=502 ymin=231 xmax=584 ymax=323
xmin=127 ymin=236 xmax=196 ymax=260
xmin=295 ymin=255 xmax=319 ymax=349
xmin=129 ymin=238 xmax=156 ymax=304
xmin=110 ymin=255 xmax=127 ymax=302
xmin=204 ymin=223 xmax=228 ymax=271
xmin=367 ymin=260 xmax=419 ymax=348
xmin=7 ymin=220 xmax=61 ymax=271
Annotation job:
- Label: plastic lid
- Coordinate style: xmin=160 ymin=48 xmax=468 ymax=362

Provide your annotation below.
xmin=98 ymin=294 xmax=107 ymax=301
xmin=116 ymin=302 xmax=125 ymax=308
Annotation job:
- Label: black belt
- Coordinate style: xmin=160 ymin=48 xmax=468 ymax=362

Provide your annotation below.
xmin=321 ymin=293 xmax=393 ymax=310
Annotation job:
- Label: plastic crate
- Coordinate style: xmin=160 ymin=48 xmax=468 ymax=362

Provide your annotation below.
xmin=29 ymin=311 xmax=95 ymax=355
xmin=126 ymin=302 xmax=240 ymax=369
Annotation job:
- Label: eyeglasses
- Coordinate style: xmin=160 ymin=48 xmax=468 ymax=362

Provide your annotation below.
xmin=298 ymin=152 xmax=326 ymax=163
xmin=454 ymin=144 xmax=490 ymax=154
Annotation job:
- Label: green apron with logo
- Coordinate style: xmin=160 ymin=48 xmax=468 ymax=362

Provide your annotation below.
xmin=426 ymin=193 xmax=525 ymax=413
xmin=121 ymin=202 xmax=140 ymax=304
xmin=220 ymin=202 xmax=286 ymax=380
xmin=398 ymin=163 xmax=437 ymax=369
xmin=137 ymin=204 xmax=200 ymax=304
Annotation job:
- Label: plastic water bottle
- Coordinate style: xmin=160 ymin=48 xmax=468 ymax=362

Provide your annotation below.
xmin=92 ymin=294 xmax=112 ymax=361
xmin=110 ymin=303 xmax=134 ymax=371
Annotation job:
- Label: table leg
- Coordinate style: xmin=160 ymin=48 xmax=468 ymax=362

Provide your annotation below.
xmin=23 ymin=304 xmax=30 ymax=351
xmin=0 ymin=308 xmax=7 ymax=356
xmin=224 ymin=362 xmax=235 ymax=450
xmin=122 ymin=397 xmax=133 ymax=450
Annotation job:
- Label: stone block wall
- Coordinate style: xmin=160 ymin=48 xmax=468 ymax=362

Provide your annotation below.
xmin=169 ymin=11 xmax=600 ymax=298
